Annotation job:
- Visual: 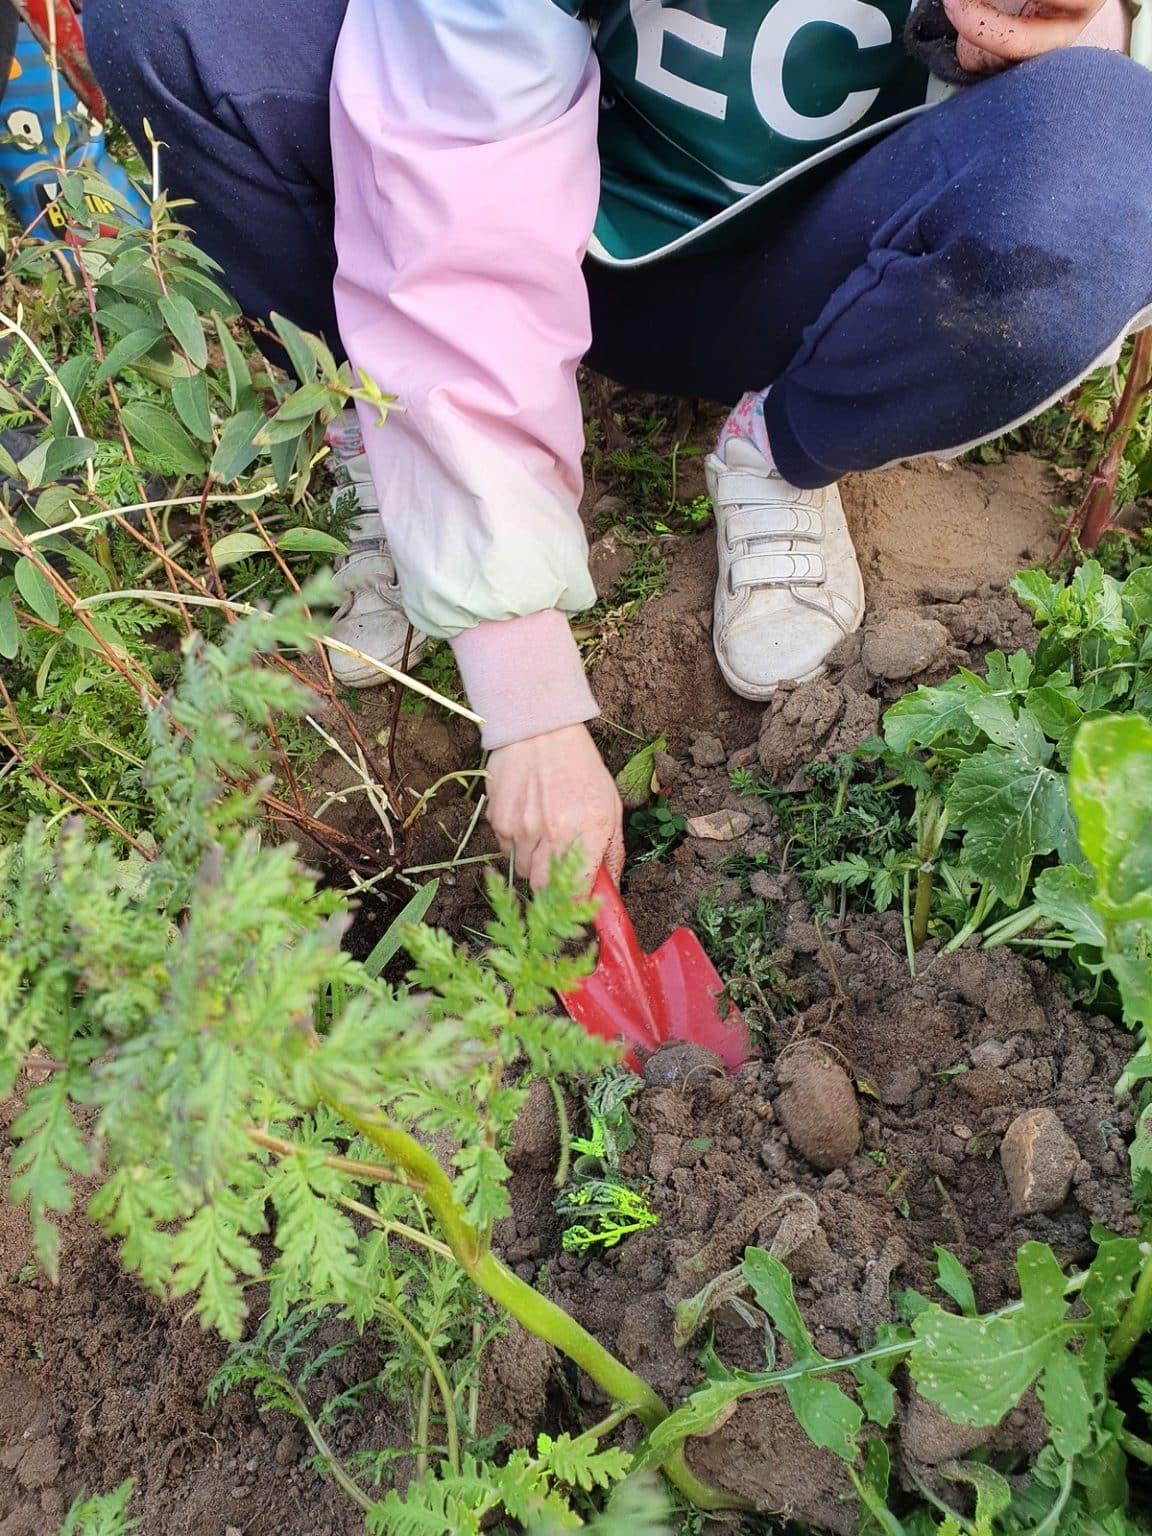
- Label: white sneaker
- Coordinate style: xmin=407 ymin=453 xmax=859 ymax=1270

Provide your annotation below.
xmin=327 ymin=452 xmax=425 ymax=687
xmin=705 ymin=436 xmax=863 ymax=700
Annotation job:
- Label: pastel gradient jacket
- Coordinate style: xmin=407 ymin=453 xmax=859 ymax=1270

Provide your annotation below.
xmin=329 ymin=0 xmax=1139 ymax=749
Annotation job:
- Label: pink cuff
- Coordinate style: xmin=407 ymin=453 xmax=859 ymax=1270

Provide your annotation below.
xmin=450 ymin=609 xmax=599 ymax=750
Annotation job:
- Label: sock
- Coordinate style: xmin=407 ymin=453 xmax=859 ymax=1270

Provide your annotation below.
xmin=716 ymin=389 xmax=775 ymax=465
xmin=325 ymin=406 xmax=365 ymax=463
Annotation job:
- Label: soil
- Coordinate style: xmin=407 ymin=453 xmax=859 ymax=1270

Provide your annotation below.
xmin=4 ymin=431 xmax=1120 ymax=1535
xmin=539 ymin=919 xmax=1136 ymax=1531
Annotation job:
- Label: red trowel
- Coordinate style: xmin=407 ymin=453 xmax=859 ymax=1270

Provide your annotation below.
xmin=560 ymin=868 xmax=752 ymax=1073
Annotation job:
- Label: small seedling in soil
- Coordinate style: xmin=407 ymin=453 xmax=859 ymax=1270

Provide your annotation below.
xmin=629 ymin=794 xmax=687 ymax=864
xmin=557 ymin=1069 xmax=659 ymax=1252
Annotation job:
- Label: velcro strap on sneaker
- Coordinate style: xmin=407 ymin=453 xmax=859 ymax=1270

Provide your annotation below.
xmin=713 ymin=469 xmax=819 ymax=507
xmin=725 ymin=504 xmax=824 ymax=546
xmin=728 ymin=551 xmax=826 ymax=591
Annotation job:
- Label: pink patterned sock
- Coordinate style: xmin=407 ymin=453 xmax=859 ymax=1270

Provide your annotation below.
xmin=715 ymin=389 xmax=775 ymax=465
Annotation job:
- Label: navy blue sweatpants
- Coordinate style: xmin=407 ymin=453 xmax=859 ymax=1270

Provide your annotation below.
xmin=85 ymin=0 xmax=1152 ymax=490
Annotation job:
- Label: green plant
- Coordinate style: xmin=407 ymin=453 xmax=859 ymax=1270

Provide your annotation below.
xmin=769 ymin=562 xmax=1152 ymax=977
xmin=0 ymin=144 xmax=452 ymax=875
xmin=58 ymin=1482 xmax=138 ymax=1536
xmin=556 ymin=1070 xmax=659 ymax=1253
xmin=694 ymin=887 xmax=805 ymax=1031
xmin=628 ymin=796 xmax=686 ymax=864
xmin=730 ymin=755 xmax=916 ymax=920
xmin=0 ymin=594 xmax=740 ymax=1528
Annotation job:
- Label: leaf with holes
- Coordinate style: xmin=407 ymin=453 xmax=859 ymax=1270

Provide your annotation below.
xmin=911 ymin=1242 xmax=1096 ymax=1458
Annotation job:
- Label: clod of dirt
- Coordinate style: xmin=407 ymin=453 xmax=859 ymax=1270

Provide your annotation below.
xmin=860 ymin=611 xmax=951 ymax=682
xmin=1000 ymin=1107 xmax=1080 ymax=1215
xmin=685 ymin=809 xmax=752 ymax=841
xmin=775 ymin=1043 xmax=860 ymax=1171
xmin=900 ymin=1389 xmax=993 ymax=1467
xmin=688 ymin=732 xmax=726 ymax=767
xmin=756 ymin=680 xmax=879 ymax=788
xmin=642 ymin=1042 xmax=726 ymax=1089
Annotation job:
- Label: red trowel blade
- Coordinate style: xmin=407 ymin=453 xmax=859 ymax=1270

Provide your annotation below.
xmin=560 ymin=869 xmax=751 ymax=1072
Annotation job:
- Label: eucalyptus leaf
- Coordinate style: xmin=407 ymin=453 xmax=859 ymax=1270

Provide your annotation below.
xmin=121 ymin=401 xmax=205 ymax=476
xmin=14 ymin=557 xmax=58 ymax=625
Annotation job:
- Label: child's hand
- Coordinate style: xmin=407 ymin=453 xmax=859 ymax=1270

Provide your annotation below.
xmin=944 ymin=0 xmax=1107 ymax=70
xmin=486 ymin=724 xmax=625 ymax=893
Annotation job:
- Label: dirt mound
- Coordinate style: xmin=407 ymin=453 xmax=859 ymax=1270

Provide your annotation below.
xmin=841 ymin=454 xmax=1060 ymax=614
xmin=0 ymin=1158 xmax=367 ymax=1536
xmin=542 ymin=923 xmax=1136 ymax=1530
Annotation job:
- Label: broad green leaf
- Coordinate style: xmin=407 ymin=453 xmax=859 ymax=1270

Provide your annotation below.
xmin=267 ymin=379 xmax=332 ymax=424
xmin=883 ymin=673 xmax=985 ymax=754
xmin=171 ymin=370 xmax=214 ymax=442
xmin=1026 ymin=680 xmax=1082 ymax=743
xmin=1069 ymin=715 xmax=1152 ymax=918
xmin=276 ymin=527 xmax=347 ymax=558
xmin=42 ymin=436 xmax=97 ymax=485
xmin=614 ymin=735 xmax=666 ymax=811
xmin=170 ymin=268 xmax=238 ymax=317
xmin=30 ymin=485 xmax=87 ymax=527
xmin=852 ymin=1438 xmax=904 ymax=1536
xmin=1082 ymin=1234 xmax=1143 ymax=1329
xmin=16 ymin=441 xmax=49 ymax=489
xmin=938 ymin=1460 xmax=1012 ymax=1534
xmin=269 ymin=429 xmax=304 ymax=492
xmin=933 ymin=1245 xmax=977 ymax=1316
xmin=852 ymin=1360 xmax=896 ymax=1428
xmin=0 ymin=594 xmax=17 ymax=658
xmin=95 ymin=325 xmax=163 ymax=383
xmin=121 ymin=400 xmax=205 ymax=475
xmin=209 ymin=408 xmax=264 ymax=481
xmin=1033 ymin=865 xmax=1106 ymax=948
xmin=965 ymin=691 xmax=1047 ymax=760
xmin=946 ymin=745 xmax=1077 ymax=907
xmin=912 ymin=1242 xmax=1094 ymax=1456
xmin=95 ymin=297 xmax=162 ymax=338
xmin=744 ymin=1248 xmax=863 ymax=1461
xmin=64 ymin=619 xmax=130 ymax=660
xmin=1011 ymin=568 xmax=1061 ymax=624
xmin=1122 ymin=566 xmax=1152 ymax=628
xmin=159 ymin=291 xmax=209 ymax=369
xmin=14 ymin=556 xmax=58 ymax=625
xmin=211 ymin=530 xmax=269 ymax=567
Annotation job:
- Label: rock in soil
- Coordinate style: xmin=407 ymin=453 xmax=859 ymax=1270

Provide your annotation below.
xmin=1000 ymin=1107 xmax=1080 ymax=1215
xmin=541 ymin=905 xmax=1136 ymax=1530
xmin=685 ymin=809 xmax=752 ymax=841
xmin=775 ymin=1042 xmax=861 ymax=1172
xmin=641 ymin=1042 xmax=726 ymax=1089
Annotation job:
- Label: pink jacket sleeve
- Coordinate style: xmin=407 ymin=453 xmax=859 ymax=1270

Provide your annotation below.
xmin=329 ymin=0 xmax=601 ymax=749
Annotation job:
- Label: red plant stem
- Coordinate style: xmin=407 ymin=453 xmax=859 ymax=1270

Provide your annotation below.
xmin=1054 ymin=326 xmax=1152 ymax=560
